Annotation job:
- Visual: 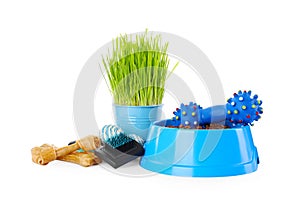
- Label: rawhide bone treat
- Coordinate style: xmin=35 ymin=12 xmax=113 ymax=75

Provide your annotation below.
xmin=31 ymin=135 xmax=100 ymax=165
xmin=36 ymin=144 xmax=101 ymax=167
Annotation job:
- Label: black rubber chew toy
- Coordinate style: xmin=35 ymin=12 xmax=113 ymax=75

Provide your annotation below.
xmin=94 ymin=125 xmax=145 ymax=169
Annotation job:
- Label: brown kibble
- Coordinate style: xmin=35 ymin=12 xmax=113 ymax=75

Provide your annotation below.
xmin=196 ymin=126 xmax=204 ymax=129
xmin=166 ymin=124 xmax=228 ymax=130
xmin=166 ymin=126 xmax=177 ymax=128
xmin=206 ymin=124 xmax=228 ymax=129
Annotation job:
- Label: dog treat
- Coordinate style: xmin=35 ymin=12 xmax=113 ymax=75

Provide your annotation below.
xmin=31 ymin=135 xmax=100 ymax=165
xmin=33 ymin=144 xmax=101 ymax=167
xmin=57 ymin=152 xmax=101 ymax=167
xmin=31 ymin=144 xmax=56 ymax=165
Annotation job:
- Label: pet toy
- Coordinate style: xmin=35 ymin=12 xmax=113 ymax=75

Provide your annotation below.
xmin=170 ymin=90 xmax=263 ymax=128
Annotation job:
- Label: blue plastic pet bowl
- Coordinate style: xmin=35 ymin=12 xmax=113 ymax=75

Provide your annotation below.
xmin=140 ymin=120 xmax=259 ymax=177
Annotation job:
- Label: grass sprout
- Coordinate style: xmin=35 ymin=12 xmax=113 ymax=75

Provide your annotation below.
xmin=102 ymin=30 xmax=178 ymax=106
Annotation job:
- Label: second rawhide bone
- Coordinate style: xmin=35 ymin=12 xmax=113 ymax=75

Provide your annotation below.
xmin=31 ymin=135 xmax=100 ymax=165
xmin=57 ymin=152 xmax=101 ymax=167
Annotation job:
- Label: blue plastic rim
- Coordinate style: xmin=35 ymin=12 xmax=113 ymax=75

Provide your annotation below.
xmin=112 ymin=104 xmax=162 ymax=140
xmin=140 ymin=120 xmax=259 ymax=177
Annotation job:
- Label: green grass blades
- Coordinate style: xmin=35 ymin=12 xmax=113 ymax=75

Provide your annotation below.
xmin=102 ymin=30 xmax=178 ymax=106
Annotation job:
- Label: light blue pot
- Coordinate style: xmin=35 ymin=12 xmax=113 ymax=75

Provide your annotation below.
xmin=112 ymin=104 xmax=162 ymax=140
xmin=140 ymin=120 xmax=259 ymax=177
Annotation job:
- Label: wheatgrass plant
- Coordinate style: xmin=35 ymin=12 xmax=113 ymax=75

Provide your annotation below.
xmin=102 ymin=30 xmax=178 ymax=106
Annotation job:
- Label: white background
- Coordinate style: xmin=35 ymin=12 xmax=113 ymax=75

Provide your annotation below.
xmin=1 ymin=0 xmax=299 ymax=204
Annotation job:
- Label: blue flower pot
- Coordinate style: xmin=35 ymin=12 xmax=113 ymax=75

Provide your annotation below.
xmin=112 ymin=104 xmax=162 ymax=140
xmin=140 ymin=120 xmax=259 ymax=177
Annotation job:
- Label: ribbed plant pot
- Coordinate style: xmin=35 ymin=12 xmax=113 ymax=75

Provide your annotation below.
xmin=112 ymin=104 xmax=162 ymax=140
